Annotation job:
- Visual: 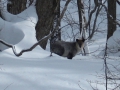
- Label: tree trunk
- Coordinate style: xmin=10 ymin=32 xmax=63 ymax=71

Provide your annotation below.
xmin=77 ymin=0 xmax=90 ymax=56
xmin=107 ymin=0 xmax=116 ymax=40
xmin=51 ymin=0 xmax=61 ymax=41
xmin=77 ymin=0 xmax=83 ymax=34
xmin=7 ymin=0 xmax=27 ymax=14
xmin=54 ymin=0 xmax=61 ymax=40
xmin=35 ymin=0 xmax=57 ymax=49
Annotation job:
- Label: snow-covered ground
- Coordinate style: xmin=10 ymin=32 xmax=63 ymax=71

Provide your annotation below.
xmin=0 ymin=53 xmax=108 ymax=90
xmin=0 ymin=1 xmax=120 ymax=90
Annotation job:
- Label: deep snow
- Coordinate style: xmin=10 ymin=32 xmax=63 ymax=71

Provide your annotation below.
xmin=0 ymin=1 xmax=120 ymax=90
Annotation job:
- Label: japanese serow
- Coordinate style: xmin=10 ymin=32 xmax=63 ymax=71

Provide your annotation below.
xmin=50 ymin=38 xmax=85 ymax=59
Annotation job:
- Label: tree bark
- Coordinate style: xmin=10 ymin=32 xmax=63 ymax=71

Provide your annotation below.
xmin=7 ymin=0 xmax=27 ymax=14
xmin=54 ymin=0 xmax=61 ymax=40
xmin=107 ymin=0 xmax=116 ymax=40
xmin=35 ymin=0 xmax=57 ymax=49
xmin=77 ymin=0 xmax=83 ymax=34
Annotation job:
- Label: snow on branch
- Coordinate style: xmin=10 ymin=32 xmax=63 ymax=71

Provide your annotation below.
xmin=0 ymin=35 xmax=51 ymax=56
xmin=0 ymin=0 xmax=71 ymax=56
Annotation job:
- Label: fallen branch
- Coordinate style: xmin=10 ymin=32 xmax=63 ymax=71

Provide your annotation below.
xmin=0 ymin=36 xmax=50 ymax=56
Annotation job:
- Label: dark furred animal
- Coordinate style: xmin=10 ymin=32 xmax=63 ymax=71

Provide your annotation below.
xmin=50 ymin=38 xmax=85 ymax=59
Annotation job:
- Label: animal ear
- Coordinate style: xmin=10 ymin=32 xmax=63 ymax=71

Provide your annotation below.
xmin=76 ymin=39 xmax=79 ymax=42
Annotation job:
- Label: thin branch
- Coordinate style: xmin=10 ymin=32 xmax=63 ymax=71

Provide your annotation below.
xmin=85 ymin=0 xmax=98 ymax=29
xmin=101 ymin=3 xmax=120 ymax=27
xmin=107 ymin=77 xmax=120 ymax=80
xmin=116 ymin=0 xmax=120 ymax=5
xmin=104 ymin=41 xmax=108 ymax=90
xmin=113 ymin=84 xmax=120 ymax=90
xmin=59 ymin=0 xmax=71 ymax=23
xmin=89 ymin=4 xmax=101 ymax=39
xmin=4 ymin=83 xmax=13 ymax=90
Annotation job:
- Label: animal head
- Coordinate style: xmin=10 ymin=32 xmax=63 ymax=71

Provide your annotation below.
xmin=76 ymin=38 xmax=85 ymax=49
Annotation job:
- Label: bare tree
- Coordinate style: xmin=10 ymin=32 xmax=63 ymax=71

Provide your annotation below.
xmin=35 ymin=0 xmax=59 ymax=49
xmin=77 ymin=0 xmax=83 ymax=34
xmin=52 ymin=0 xmax=61 ymax=40
xmin=107 ymin=0 xmax=116 ymax=40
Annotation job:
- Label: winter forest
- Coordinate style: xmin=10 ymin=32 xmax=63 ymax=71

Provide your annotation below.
xmin=0 ymin=0 xmax=120 ymax=90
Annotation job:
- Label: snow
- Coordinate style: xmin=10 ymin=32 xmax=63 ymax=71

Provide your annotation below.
xmin=0 ymin=5 xmax=38 ymax=51
xmin=0 ymin=52 xmax=106 ymax=90
xmin=0 ymin=1 xmax=120 ymax=90
xmin=107 ymin=29 xmax=120 ymax=56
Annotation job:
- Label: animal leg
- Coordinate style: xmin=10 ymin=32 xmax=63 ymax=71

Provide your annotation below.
xmin=50 ymin=52 xmax=53 ymax=57
xmin=67 ymin=53 xmax=73 ymax=59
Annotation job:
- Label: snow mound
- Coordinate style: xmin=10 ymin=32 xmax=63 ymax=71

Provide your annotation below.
xmin=107 ymin=29 xmax=120 ymax=56
xmin=0 ymin=20 xmax=24 ymax=51
xmin=0 ymin=6 xmax=38 ymax=53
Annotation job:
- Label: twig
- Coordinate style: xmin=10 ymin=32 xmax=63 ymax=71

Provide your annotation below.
xmin=4 ymin=82 xmax=13 ymax=90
